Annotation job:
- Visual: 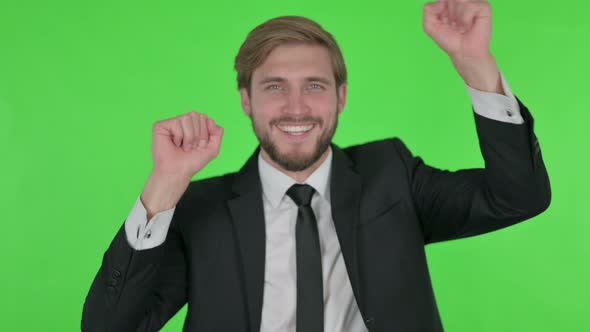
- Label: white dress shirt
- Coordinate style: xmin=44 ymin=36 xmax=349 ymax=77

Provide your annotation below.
xmin=124 ymin=73 xmax=523 ymax=331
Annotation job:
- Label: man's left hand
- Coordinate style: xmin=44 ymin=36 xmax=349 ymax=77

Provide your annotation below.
xmin=423 ymin=0 xmax=504 ymax=94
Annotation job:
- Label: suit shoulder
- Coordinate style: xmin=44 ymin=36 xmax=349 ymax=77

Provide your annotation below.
xmin=341 ymin=137 xmax=412 ymax=163
xmin=338 ymin=137 xmax=414 ymax=179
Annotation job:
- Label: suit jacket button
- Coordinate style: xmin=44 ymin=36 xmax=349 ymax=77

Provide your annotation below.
xmin=112 ymin=269 xmax=121 ymax=278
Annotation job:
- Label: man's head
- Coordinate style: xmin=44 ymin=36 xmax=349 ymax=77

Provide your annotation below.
xmin=234 ymin=16 xmax=348 ymax=173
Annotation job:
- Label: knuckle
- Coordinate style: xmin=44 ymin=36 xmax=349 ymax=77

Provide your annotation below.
xmin=175 ymin=119 xmax=184 ymax=130
xmin=153 ymin=120 xmax=167 ymax=131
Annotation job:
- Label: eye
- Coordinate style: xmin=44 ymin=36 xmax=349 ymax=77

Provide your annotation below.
xmin=266 ymin=84 xmax=282 ymax=91
xmin=309 ymin=83 xmax=324 ymax=90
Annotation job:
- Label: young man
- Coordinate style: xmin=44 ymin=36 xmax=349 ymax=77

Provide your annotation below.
xmin=82 ymin=1 xmax=551 ymax=331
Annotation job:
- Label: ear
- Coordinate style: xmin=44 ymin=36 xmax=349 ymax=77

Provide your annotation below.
xmin=337 ymin=83 xmax=347 ymax=114
xmin=239 ymin=88 xmax=252 ymax=116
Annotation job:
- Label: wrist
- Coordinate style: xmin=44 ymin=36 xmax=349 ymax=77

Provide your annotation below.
xmin=140 ymin=171 xmax=191 ymax=219
xmin=450 ymin=53 xmax=504 ymax=94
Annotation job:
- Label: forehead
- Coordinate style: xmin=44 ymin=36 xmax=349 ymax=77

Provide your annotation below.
xmin=252 ymin=43 xmax=334 ymax=82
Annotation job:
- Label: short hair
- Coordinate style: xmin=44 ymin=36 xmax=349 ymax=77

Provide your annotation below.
xmin=234 ymin=16 xmax=347 ymax=95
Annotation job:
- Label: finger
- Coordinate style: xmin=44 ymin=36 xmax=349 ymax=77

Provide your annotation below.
xmin=424 ymin=0 xmax=446 ymax=15
xmin=423 ymin=0 xmax=448 ymax=33
xmin=189 ymin=112 xmax=201 ymax=149
xmin=154 ymin=118 xmax=183 ymax=147
xmin=435 ymin=0 xmax=450 ymax=24
xmin=166 ymin=118 xmax=185 ymax=148
xmin=456 ymin=1 xmax=491 ymax=32
xmin=180 ymin=113 xmax=195 ymax=151
xmin=449 ymin=0 xmax=470 ymax=29
xmin=447 ymin=0 xmax=456 ymax=25
xmin=207 ymin=118 xmax=224 ymax=151
xmin=171 ymin=120 xmax=183 ymax=147
xmin=189 ymin=112 xmax=200 ymax=149
xmin=441 ymin=7 xmax=449 ymax=24
xmin=198 ymin=113 xmax=209 ymax=147
xmin=455 ymin=3 xmax=475 ymax=32
xmin=207 ymin=117 xmax=219 ymax=136
xmin=448 ymin=0 xmax=471 ymax=26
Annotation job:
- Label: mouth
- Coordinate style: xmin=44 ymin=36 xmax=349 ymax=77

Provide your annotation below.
xmin=276 ymin=123 xmax=315 ymax=136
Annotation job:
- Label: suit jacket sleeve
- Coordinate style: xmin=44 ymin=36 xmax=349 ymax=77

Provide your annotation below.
xmin=81 ymin=213 xmax=187 ymax=331
xmin=395 ymin=96 xmax=551 ymax=244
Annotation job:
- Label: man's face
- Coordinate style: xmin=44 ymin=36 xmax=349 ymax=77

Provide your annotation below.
xmin=239 ymin=43 xmax=347 ymax=172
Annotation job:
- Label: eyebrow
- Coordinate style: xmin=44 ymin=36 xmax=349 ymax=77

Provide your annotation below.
xmin=257 ymin=76 xmax=333 ymax=86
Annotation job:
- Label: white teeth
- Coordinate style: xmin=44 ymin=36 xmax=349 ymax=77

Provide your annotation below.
xmin=277 ymin=124 xmax=314 ymax=134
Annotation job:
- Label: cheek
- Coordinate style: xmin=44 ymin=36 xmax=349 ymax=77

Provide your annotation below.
xmin=309 ymin=91 xmax=337 ymax=108
xmin=251 ymin=108 xmax=275 ymax=131
xmin=255 ymin=91 xmax=284 ymax=105
xmin=253 ymin=106 xmax=286 ymax=128
xmin=312 ymin=96 xmax=338 ymax=117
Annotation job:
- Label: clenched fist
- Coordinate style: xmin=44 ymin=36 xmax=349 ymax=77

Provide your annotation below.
xmin=151 ymin=111 xmax=224 ymax=179
xmin=423 ymin=0 xmax=492 ymax=59
xmin=423 ymin=0 xmax=503 ymax=94
xmin=141 ymin=111 xmax=224 ymax=221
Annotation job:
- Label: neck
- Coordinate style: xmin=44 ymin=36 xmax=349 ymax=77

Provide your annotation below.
xmin=260 ymin=147 xmax=331 ymax=183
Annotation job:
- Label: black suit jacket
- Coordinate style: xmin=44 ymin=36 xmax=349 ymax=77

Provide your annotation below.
xmin=82 ymin=97 xmax=551 ymax=331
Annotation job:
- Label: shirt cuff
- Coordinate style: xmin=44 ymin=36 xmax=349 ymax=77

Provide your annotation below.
xmin=466 ymin=72 xmax=524 ymax=124
xmin=124 ymin=195 xmax=176 ymax=250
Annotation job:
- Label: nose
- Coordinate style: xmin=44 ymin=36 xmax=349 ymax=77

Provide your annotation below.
xmin=285 ymin=88 xmax=310 ymax=116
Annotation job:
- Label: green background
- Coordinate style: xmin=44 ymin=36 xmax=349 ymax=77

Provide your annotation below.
xmin=1 ymin=0 xmax=587 ymax=330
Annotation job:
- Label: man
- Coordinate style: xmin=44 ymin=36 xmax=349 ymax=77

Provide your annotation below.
xmin=82 ymin=1 xmax=551 ymax=331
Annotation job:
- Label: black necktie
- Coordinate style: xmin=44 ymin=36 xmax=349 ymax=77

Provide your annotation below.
xmin=287 ymin=184 xmax=324 ymax=332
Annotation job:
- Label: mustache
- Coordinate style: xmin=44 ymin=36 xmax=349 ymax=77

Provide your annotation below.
xmin=269 ymin=116 xmax=323 ymax=126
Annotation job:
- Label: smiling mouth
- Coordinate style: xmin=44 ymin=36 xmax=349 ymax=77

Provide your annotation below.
xmin=276 ymin=123 xmax=315 ymax=135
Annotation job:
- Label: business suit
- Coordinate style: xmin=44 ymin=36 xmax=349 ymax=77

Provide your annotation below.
xmin=82 ymin=96 xmax=550 ymax=331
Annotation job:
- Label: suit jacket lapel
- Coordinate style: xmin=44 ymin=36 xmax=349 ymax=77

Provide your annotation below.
xmin=330 ymin=144 xmax=365 ymax=313
xmin=227 ymin=148 xmax=266 ymax=332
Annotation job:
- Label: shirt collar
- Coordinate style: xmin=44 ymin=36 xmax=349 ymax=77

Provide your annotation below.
xmin=258 ymin=148 xmax=333 ymax=208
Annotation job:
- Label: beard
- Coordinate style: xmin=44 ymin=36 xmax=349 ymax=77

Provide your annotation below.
xmin=251 ymin=110 xmax=338 ymax=172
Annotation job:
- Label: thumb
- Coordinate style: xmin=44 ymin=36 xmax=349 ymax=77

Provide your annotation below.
xmin=207 ymin=118 xmax=223 ymax=135
xmin=207 ymin=118 xmax=224 ymax=147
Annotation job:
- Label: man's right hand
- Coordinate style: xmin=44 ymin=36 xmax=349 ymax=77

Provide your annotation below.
xmin=140 ymin=111 xmax=224 ymax=221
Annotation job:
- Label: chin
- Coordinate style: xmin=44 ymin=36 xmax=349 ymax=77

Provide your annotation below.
xmin=266 ymin=141 xmax=329 ymax=172
xmin=253 ymin=117 xmax=336 ymax=172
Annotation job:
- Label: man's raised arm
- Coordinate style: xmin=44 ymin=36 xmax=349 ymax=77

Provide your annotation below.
xmin=82 ymin=111 xmax=223 ymax=330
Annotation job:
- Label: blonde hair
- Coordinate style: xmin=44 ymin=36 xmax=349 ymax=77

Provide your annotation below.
xmin=234 ymin=16 xmax=347 ymax=95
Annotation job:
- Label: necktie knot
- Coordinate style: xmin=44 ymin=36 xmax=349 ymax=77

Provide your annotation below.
xmin=287 ymin=184 xmax=315 ymax=207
